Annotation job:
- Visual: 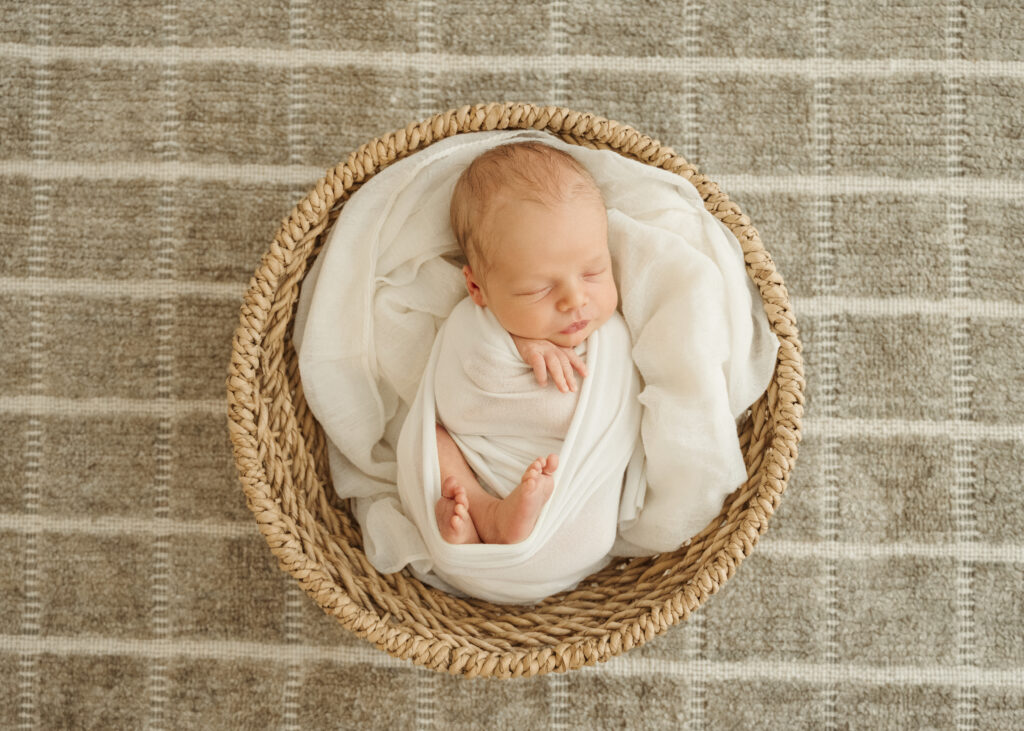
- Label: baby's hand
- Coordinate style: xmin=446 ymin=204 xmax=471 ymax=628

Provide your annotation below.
xmin=511 ymin=335 xmax=588 ymax=393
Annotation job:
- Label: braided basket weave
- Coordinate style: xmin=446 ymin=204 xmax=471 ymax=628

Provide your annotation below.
xmin=226 ymin=102 xmax=804 ymax=678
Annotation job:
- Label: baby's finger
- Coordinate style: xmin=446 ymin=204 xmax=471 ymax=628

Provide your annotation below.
xmin=562 ymin=358 xmax=577 ymax=392
xmin=545 ymin=352 xmax=569 ymax=392
xmin=565 ymin=347 xmax=588 ymax=378
xmin=529 ymin=353 xmax=547 ymax=385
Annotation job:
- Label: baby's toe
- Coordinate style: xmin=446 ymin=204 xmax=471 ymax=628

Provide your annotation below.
xmin=441 ymin=476 xmax=459 ymax=498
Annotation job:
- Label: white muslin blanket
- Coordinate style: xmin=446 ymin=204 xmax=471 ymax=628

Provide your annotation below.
xmin=293 ymin=129 xmax=780 ymax=604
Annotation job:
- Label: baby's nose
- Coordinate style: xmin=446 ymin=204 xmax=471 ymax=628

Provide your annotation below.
xmin=558 ymin=284 xmax=587 ymax=310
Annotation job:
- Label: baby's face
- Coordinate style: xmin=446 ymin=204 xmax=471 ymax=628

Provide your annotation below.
xmin=464 ymin=193 xmax=618 ymax=348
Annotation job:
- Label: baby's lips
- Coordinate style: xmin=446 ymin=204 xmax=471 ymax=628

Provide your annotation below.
xmin=559 ymin=319 xmax=590 ymax=335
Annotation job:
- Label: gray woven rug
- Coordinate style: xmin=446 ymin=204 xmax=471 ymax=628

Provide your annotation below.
xmin=3 ymin=1 xmax=1022 ymax=728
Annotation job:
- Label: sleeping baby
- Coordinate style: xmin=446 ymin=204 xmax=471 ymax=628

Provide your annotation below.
xmin=432 ymin=141 xmax=635 ymax=547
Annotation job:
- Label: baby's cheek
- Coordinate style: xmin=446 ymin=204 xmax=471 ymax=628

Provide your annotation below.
xmin=601 ymin=283 xmax=619 ymax=316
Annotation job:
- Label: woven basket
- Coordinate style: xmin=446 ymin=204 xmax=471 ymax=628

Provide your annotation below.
xmin=227 ymin=102 xmax=804 ymax=678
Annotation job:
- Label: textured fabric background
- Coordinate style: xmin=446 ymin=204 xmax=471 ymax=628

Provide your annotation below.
xmin=2 ymin=1 xmax=1023 ymax=729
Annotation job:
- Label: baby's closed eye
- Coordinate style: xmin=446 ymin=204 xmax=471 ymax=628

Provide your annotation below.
xmin=517 ymin=286 xmax=551 ymax=298
xmin=517 ymin=270 xmax=607 ymax=297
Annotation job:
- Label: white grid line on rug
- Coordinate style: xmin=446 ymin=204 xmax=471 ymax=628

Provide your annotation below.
xmin=278 ymin=2 xmax=311 ymax=728
xmin=16 ymin=4 xmax=54 ymax=727
xmin=3 ymin=160 xmax=1023 ymax=201
xmin=548 ymin=3 xmax=570 ymax=726
xmin=0 ymin=634 xmax=1020 ymax=689
xmin=414 ymin=3 xmax=439 ymax=727
xmin=2 ymin=396 xmax=1022 ymax=442
xmin=946 ymin=3 xmax=981 ymax=729
xmin=812 ymin=1 xmax=839 ymax=727
xmin=550 ymin=0 xmax=568 ymax=108
xmin=2 ymin=513 xmax=1021 ymax=563
xmin=1 ymin=277 xmax=1022 ymax=322
xmin=679 ymin=5 xmax=707 ymax=729
xmin=144 ymin=3 xmax=181 ymax=727
xmin=1 ymin=42 xmax=1022 ymax=78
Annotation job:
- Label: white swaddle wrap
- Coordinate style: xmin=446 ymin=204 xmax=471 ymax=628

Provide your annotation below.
xmin=399 ymin=296 xmax=644 ymax=603
xmin=293 ymin=129 xmax=780 ymax=604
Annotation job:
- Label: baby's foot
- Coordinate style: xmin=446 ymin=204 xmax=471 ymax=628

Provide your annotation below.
xmin=492 ymin=454 xmax=558 ymax=544
xmin=435 ymin=476 xmax=481 ymax=544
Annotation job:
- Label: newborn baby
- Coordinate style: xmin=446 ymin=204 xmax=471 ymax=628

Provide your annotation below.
xmin=433 ymin=141 xmax=626 ymax=545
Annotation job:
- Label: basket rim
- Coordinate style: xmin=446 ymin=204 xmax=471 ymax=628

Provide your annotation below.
xmin=226 ymin=101 xmax=805 ymax=678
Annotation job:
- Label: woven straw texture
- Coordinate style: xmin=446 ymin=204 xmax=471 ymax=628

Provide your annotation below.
xmin=227 ymin=102 xmax=804 ymax=678
xmin=4 ymin=0 xmax=1024 ymax=727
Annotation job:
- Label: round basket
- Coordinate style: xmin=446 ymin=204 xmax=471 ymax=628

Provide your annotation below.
xmin=226 ymin=102 xmax=804 ymax=678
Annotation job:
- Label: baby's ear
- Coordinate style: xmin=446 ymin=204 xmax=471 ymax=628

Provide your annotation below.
xmin=462 ymin=265 xmax=486 ymax=307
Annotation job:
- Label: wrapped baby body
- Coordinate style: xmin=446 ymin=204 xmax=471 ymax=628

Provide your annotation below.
xmin=292 ymin=129 xmax=780 ymax=604
xmin=400 ymin=297 xmax=645 ymax=603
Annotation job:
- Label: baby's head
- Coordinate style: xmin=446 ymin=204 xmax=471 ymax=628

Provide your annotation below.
xmin=450 ymin=141 xmax=618 ymax=348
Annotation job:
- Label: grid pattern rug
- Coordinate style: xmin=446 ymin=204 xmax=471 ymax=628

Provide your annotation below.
xmin=2 ymin=1 xmax=1023 ymax=729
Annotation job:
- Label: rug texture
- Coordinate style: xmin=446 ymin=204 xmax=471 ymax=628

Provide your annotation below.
xmin=2 ymin=1 xmax=1023 ymax=729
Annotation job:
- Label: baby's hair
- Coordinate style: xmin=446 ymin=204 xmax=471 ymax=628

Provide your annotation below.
xmin=450 ymin=141 xmax=604 ymax=276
